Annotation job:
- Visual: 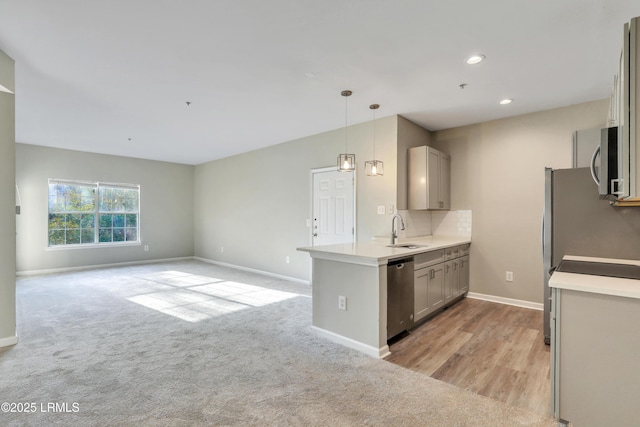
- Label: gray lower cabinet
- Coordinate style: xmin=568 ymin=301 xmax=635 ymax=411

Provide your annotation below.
xmin=444 ymin=260 xmax=457 ymax=304
xmin=458 ymin=255 xmax=469 ymax=295
xmin=414 ymin=245 xmax=469 ymax=323
xmin=551 ymin=287 xmax=640 ymax=426
xmin=414 ymin=263 xmax=444 ymax=322
xmin=444 ymin=246 xmax=459 ymax=260
xmin=414 ymin=250 xmax=444 ymax=322
xmin=414 ymin=267 xmax=430 ymax=322
xmin=428 ymin=263 xmax=445 ymax=312
xmin=445 ymin=251 xmax=469 ymax=303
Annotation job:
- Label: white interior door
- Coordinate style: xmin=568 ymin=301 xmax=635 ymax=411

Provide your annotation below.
xmin=311 ymin=168 xmax=355 ymax=246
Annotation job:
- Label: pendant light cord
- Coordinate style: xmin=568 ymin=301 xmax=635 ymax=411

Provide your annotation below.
xmin=372 ymin=108 xmax=376 ymax=159
xmin=344 ymin=94 xmax=348 ymax=153
xmin=341 ymin=90 xmax=352 ymax=154
xmin=369 ymin=103 xmax=380 ymax=161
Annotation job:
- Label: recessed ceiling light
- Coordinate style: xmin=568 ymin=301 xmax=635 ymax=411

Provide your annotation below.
xmin=499 ymin=98 xmax=513 ymax=105
xmin=466 ymin=54 xmax=485 ymax=65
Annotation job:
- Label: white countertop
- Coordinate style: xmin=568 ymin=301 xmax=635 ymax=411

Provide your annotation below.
xmin=297 ymin=235 xmax=471 ymax=267
xmin=549 ymin=255 xmax=640 ymax=300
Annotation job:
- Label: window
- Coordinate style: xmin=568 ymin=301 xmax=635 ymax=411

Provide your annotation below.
xmin=48 ymin=179 xmax=140 ymax=247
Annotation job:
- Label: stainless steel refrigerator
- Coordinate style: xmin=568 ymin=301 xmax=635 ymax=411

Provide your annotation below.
xmin=542 ymin=167 xmax=640 ymax=344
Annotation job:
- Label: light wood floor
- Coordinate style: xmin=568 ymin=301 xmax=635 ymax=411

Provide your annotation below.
xmin=386 ymin=298 xmax=550 ymax=417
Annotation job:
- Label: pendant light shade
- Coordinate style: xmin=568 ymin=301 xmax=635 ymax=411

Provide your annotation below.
xmin=365 ymin=103 xmax=384 ymax=176
xmin=365 ymin=159 xmax=384 ymax=176
xmin=338 ymin=153 xmax=356 ymax=171
xmin=337 ymin=90 xmax=356 ymax=172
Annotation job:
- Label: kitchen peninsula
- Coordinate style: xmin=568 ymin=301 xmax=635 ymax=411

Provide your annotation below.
xmin=298 ymin=235 xmax=471 ymax=358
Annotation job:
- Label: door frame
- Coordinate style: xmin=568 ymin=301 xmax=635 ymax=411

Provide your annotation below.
xmin=309 ymin=166 xmax=357 ymax=246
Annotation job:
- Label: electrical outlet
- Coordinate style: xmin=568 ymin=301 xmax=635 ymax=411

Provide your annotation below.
xmin=377 ymin=205 xmax=385 ymax=215
xmin=285 ymin=256 xmax=290 ymax=264
xmin=338 ymin=295 xmax=347 ymax=311
xmin=144 ymin=245 xmax=149 ymax=252
xmin=506 ymin=271 xmax=514 ymax=282
xmin=387 ymin=204 xmax=395 ymax=214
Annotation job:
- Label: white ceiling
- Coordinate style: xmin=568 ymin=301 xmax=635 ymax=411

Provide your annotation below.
xmin=1 ymin=1 xmax=639 ymax=165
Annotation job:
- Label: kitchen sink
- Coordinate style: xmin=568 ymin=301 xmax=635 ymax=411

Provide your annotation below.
xmin=386 ymin=243 xmax=429 ymax=249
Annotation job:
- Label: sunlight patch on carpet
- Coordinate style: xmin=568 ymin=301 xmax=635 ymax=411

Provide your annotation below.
xmin=127 ymin=271 xmax=301 ymax=322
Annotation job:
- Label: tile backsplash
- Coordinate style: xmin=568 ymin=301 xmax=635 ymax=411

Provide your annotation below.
xmin=397 ymin=210 xmax=432 ymax=238
xmin=432 ymin=210 xmax=472 ymax=237
xmin=397 ymin=209 xmax=472 ymax=238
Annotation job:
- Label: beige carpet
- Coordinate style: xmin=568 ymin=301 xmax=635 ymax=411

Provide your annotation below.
xmin=0 ymin=260 xmax=556 ymax=426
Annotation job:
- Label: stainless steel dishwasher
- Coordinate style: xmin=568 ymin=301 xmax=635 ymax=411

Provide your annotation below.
xmin=387 ymin=257 xmax=414 ymax=340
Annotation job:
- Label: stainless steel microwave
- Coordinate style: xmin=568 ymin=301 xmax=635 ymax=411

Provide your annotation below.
xmin=590 ymin=126 xmax=621 ymax=200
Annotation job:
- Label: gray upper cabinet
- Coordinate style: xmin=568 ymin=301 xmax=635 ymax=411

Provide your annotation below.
xmin=439 ymin=151 xmax=451 ymax=210
xmin=407 ymin=146 xmax=450 ymax=210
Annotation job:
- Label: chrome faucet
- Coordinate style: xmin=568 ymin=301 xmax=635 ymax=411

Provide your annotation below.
xmin=390 ymin=214 xmax=405 ymax=245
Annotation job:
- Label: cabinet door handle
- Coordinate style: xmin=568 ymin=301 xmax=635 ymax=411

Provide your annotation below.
xmin=445 ymin=264 xmax=449 ymax=273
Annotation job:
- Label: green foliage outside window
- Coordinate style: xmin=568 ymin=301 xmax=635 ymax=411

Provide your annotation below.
xmin=48 ymin=180 xmax=140 ymax=247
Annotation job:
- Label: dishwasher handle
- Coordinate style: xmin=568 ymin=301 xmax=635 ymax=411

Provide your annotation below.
xmin=388 ymin=257 xmax=414 ymax=268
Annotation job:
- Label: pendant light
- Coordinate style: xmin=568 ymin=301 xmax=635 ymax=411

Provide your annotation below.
xmin=337 ymin=90 xmax=356 ymax=172
xmin=365 ymin=104 xmax=384 ymax=176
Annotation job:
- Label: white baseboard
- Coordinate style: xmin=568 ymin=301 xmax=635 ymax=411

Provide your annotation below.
xmin=16 ymin=256 xmax=311 ymax=287
xmin=16 ymin=257 xmax=194 ymax=276
xmin=311 ymin=326 xmax=389 ymax=359
xmin=194 ymin=257 xmax=310 ymax=286
xmin=467 ymin=292 xmax=543 ymax=311
xmin=0 ymin=335 xmax=18 ymax=348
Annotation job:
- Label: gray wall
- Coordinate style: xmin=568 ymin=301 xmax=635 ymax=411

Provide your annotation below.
xmin=194 ymin=115 xmax=399 ymax=281
xmin=0 ymin=50 xmax=15 ymax=345
xmin=312 ymin=259 xmax=386 ymax=354
xmin=15 ymin=144 xmax=195 ymax=273
xmin=12 ymin=99 xmax=612 ymax=306
xmin=432 ymin=99 xmax=609 ymax=303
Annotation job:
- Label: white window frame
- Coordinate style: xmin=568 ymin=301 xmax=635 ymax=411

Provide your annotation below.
xmin=47 ymin=179 xmax=141 ymax=249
